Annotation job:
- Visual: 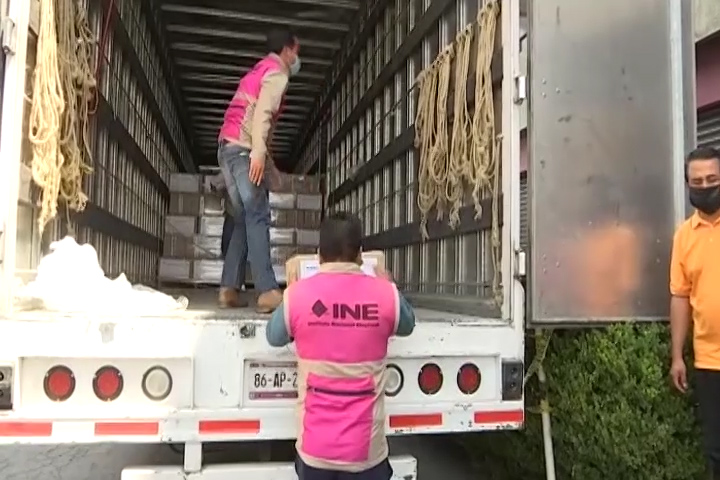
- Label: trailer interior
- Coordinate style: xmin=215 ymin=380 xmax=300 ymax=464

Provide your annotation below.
xmin=8 ymin=0 xmax=524 ymax=321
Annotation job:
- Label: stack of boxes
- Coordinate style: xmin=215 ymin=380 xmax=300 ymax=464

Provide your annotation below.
xmin=158 ymin=172 xmax=322 ymax=286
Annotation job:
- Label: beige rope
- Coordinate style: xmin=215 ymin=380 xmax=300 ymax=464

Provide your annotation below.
xmin=414 ymin=0 xmax=502 ymax=304
xmin=29 ymin=0 xmax=95 ymax=233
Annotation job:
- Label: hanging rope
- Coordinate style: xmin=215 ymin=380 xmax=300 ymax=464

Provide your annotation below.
xmin=29 ymin=0 xmax=96 ymax=233
xmin=414 ymin=0 xmax=502 ymax=304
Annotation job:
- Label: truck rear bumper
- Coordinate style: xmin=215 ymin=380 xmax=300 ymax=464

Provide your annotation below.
xmin=121 ymin=455 xmax=417 ymax=479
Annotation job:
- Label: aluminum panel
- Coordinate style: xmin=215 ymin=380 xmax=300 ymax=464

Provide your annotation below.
xmin=528 ymin=0 xmax=694 ymax=324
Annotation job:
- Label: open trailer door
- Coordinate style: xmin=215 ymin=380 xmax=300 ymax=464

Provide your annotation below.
xmin=0 ymin=0 xmax=31 ymax=314
xmin=527 ymin=0 xmax=696 ymax=326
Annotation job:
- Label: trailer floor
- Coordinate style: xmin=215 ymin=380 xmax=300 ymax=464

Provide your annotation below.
xmin=13 ymin=286 xmax=506 ymax=325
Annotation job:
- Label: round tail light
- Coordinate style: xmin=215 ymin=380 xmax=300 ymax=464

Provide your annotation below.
xmin=385 ymin=364 xmax=404 ymax=397
xmin=418 ymin=363 xmax=443 ymax=395
xmin=93 ymin=366 xmax=123 ymax=401
xmin=44 ymin=365 xmax=75 ymax=402
xmin=457 ymin=363 xmax=481 ymax=395
xmin=142 ymin=366 xmax=173 ymax=401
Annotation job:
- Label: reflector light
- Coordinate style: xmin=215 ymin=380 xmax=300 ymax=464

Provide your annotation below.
xmin=93 ymin=366 xmax=123 ymax=401
xmin=457 ymin=363 xmax=481 ymax=395
xmin=142 ymin=366 xmax=173 ymax=401
xmin=418 ymin=363 xmax=443 ymax=395
xmin=384 ymin=364 xmax=404 ymax=397
xmin=44 ymin=365 xmax=75 ymax=402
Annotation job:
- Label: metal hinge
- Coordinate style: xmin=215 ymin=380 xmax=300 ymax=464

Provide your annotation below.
xmin=1 ymin=16 xmax=15 ymax=55
xmin=514 ymin=75 xmax=527 ymax=104
xmin=514 ymin=249 xmax=526 ymax=279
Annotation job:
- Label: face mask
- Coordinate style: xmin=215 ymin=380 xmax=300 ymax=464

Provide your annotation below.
xmin=689 ymin=185 xmax=720 ymax=215
xmin=289 ymin=55 xmax=301 ymax=76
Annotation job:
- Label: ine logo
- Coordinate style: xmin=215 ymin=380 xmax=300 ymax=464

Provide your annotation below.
xmin=310 ymin=299 xmax=380 ymax=321
xmin=311 ymin=300 xmax=328 ymax=317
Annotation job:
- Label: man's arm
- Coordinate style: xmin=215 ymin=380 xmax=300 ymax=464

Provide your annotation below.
xmin=395 ymin=293 xmax=416 ymax=337
xmin=266 ymin=300 xmax=292 ymax=347
xmin=669 ymin=230 xmax=691 ymax=361
xmin=250 ymin=72 xmax=288 ymax=163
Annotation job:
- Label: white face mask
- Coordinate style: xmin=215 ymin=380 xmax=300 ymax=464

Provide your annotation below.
xmin=289 ymin=55 xmax=301 ymax=76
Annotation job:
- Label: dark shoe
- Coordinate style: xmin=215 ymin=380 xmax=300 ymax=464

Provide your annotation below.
xmin=256 ymin=289 xmax=282 ymax=313
xmin=218 ymin=288 xmax=248 ymax=308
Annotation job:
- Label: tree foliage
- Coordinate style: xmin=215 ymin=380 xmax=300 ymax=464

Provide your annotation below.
xmin=461 ymin=324 xmax=705 ymax=480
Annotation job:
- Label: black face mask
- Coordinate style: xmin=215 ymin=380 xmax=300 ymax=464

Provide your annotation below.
xmin=689 ymin=185 xmax=720 ymax=215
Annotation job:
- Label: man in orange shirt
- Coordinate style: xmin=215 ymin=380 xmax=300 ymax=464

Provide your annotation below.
xmin=669 ymin=146 xmax=720 ymax=479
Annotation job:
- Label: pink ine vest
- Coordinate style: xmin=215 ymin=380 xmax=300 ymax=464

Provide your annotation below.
xmin=285 ymin=269 xmax=400 ymax=472
xmin=218 ymin=55 xmax=286 ymax=142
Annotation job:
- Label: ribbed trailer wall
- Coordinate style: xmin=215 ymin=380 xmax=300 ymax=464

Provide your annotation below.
xmin=18 ymin=0 xmax=194 ymax=285
xmin=296 ymin=0 xmax=502 ymax=315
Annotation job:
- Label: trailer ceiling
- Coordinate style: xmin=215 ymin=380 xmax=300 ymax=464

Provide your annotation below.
xmin=155 ymin=0 xmax=360 ymax=170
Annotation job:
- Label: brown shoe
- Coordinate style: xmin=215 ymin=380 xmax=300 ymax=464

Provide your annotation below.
xmin=256 ymin=289 xmax=282 ymax=314
xmin=218 ymin=288 xmax=249 ymax=308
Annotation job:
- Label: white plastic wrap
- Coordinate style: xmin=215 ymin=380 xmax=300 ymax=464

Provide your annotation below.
xmin=16 ymin=237 xmax=188 ymax=314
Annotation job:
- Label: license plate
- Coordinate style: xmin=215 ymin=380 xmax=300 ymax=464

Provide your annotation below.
xmin=247 ymin=361 xmax=298 ymax=400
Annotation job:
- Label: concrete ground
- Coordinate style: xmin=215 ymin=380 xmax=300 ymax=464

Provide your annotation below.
xmin=0 ymin=435 xmax=479 ymax=480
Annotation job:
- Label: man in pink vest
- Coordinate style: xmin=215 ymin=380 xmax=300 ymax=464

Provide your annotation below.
xmin=216 ymin=28 xmax=300 ymax=312
xmin=266 ymin=212 xmax=416 ymax=480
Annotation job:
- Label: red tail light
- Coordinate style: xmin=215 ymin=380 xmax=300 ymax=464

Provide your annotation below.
xmin=44 ymin=365 xmax=75 ymax=402
xmin=418 ymin=363 xmax=443 ymax=395
xmin=93 ymin=366 xmax=123 ymax=401
xmin=457 ymin=363 xmax=481 ymax=395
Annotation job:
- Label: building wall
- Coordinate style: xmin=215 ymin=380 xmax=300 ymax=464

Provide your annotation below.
xmin=695 ymin=0 xmax=720 ymax=42
xmin=697 ymin=35 xmax=720 ymax=111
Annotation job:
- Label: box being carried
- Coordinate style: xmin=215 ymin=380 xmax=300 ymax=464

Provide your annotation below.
xmin=284 ymin=250 xmax=386 ymax=285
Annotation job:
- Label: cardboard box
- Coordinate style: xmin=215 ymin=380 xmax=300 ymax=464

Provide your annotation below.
xmin=169 ymin=193 xmax=202 ymax=216
xmin=202 ymin=192 xmax=225 ymax=216
xmin=163 ymin=234 xmax=194 ymax=258
xmin=193 ymin=235 xmax=222 ymax=259
xmin=271 ymin=246 xmax=316 ymax=266
xmin=268 ymin=192 xmax=295 ymax=209
xmin=159 ymin=258 xmax=191 ymax=281
xmin=296 ymin=229 xmax=320 ymax=247
xmin=296 ymin=194 xmax=322 ymax=211
xmin=165 ymin=216 xmax=196 ymax=237
xmin=285 ymin=250 xmax=385 ymax=285
xmin=170 ymin=173 xmax=202 ymax=193
xmin=292 ymin=175 xmax=320 ymax=194
xmin=296 ymin=210 xmax=321 ymax=229
xmin=270 ymin=209 xmax=297 ymax=228
xmin=269 ymin=227 xmax=295 ymax=245
xmin=193 ymin=259 xmax=224 ymax=284
xmin=199 ymin=215 xmax=225 ymax=237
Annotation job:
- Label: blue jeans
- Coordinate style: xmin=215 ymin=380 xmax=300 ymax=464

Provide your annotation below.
xmin=221 ymin=213 xmax=245 ymax=288
xmin=217 ymin=142 xmax=278 ymax=292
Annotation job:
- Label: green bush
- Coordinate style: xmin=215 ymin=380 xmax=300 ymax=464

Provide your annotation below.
xmin=461 ymin=324 xmax=705 ymax=480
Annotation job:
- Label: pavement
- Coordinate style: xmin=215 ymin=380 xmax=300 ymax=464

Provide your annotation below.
xmin=0 ymin=435 xmax=479 ymax=480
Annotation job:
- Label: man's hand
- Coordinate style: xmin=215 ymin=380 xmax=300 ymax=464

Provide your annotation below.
xmin=374 ymin=265 xmax=393 ymax=282
xmin=249 ymin=156 xmax=266 ymax=186
xmin=670 ymin=357 xmax=688 ymax=393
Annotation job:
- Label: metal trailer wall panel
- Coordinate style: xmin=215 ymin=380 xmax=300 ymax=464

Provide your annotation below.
xmin=18 ymin=0 xmax=194 ymax=286
xmin=298 ymin=0 xmax=503 ymax=315
xmin=527 ymin=0 xmax=695 ymax=325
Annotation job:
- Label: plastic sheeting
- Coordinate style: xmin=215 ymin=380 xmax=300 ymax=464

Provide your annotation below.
xmin=15 ymin=237 xmax=189 ymax=314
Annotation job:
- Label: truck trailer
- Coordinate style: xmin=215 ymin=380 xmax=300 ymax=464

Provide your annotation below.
xmin=0 ymin=0 xmax=694 ymax=478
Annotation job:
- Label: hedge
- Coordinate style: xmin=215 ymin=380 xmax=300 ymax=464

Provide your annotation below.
xmin=460 ymin=324 xmax=706 ymax=480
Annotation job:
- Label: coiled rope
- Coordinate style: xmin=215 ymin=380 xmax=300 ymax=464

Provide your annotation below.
xmin=29 ymin=0 xmax=95 ymax=233
xmin=415 ymin=0 xmax=502 ymax=304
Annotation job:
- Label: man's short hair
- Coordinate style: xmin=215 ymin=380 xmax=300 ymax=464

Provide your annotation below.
xmin=319 ymin=212 xmax=363 ymax=263
xmin=685 ymin=146 xmax=720 ymax=181
xmin=266 ymin=28 xmax=297 ymax=55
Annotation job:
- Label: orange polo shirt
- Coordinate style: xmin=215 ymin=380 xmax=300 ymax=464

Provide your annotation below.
xmin=670 ymin=212 xmax=720 ymax=370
